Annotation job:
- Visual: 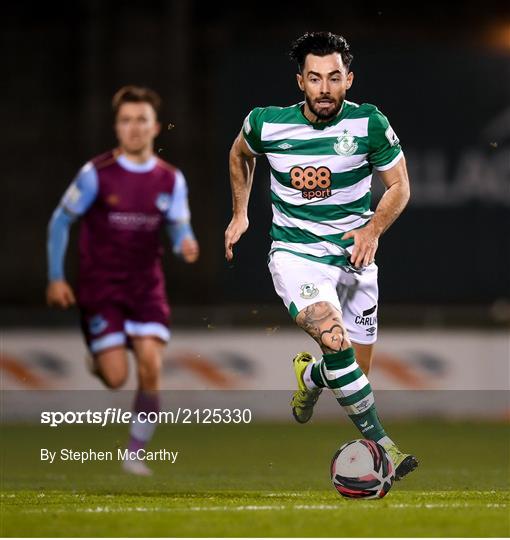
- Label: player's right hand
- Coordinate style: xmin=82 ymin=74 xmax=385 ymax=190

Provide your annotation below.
xmin=46 ymin=280 xmax=76 ymax=309
xmin=224 ymin=215 xmax=249 ymax=261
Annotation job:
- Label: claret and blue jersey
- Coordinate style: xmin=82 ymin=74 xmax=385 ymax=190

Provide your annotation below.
xmin=48 ymin=150 xmax=193 ymax=281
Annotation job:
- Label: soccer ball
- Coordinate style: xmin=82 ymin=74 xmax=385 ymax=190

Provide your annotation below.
xmin=330 ymin=439 xmax=395 ymax=499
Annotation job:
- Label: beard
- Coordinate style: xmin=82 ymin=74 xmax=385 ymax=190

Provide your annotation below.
xmin=305 ymin=93 xmax=343 ymax=121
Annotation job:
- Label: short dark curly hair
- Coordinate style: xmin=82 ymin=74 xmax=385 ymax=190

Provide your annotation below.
xmin=289 ymin=32 xmax=353 ymax=73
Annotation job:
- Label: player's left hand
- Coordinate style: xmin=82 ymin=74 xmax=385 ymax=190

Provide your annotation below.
xmin=181 ymin=237 xmax=199 ymax=263
xmin=341 ymin=225 xmax=379 ymax=268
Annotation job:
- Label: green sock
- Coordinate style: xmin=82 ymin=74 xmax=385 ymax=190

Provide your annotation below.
xmin=310 ymin=362 xmax=326 ymax=387
xmin=317 ymin=347 xmax=388 ymax=442
xmin=348 ymin=405 xmax=387 ymax=441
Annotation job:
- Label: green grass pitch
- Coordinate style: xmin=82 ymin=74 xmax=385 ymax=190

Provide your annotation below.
xmin=1 ymin=421 xmax=509 ymax=537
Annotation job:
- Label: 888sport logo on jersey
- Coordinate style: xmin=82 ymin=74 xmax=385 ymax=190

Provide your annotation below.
xmin=290 ymin=166 xmax=332 ymax=200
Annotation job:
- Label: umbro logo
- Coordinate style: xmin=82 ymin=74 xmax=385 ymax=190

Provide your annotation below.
xmin=278 ymin=143 xmax=293 ymax=150
xmin=360 ymin=421 xmax=368 ymax=428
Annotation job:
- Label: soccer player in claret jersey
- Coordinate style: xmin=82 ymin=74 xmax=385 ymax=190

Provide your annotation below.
xmin=225 ymin=32 xmax=418 ymax=479
xmin=47 ymin=86 xmax=199 ymax=476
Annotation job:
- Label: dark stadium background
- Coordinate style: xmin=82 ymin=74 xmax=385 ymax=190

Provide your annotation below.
xmin=2 ymin=0 xmax=509 ymax=328
xmin=1 ymin=4 xmax=509 ymax=536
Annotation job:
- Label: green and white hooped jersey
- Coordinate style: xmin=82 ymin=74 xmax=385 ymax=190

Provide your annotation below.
xmin=242 ymin=101 xmax=403 ymax=267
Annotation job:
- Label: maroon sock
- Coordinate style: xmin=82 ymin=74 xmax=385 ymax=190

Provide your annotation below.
xmin=128 ymin=436 xmax=145 ymax=453
xmin=127 ymin=390 xmax=160 ymax=453
xmin=134 ymin=389 xmax=160 ymax=416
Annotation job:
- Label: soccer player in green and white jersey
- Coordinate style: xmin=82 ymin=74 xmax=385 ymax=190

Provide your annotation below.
xmin=225 ymin=32 xmax=418 ymax=480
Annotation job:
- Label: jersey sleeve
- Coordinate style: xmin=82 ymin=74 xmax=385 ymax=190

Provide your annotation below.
xmin=61 ymin=162 xmax=99 ymax=215
xmin=165 ymin=221 xmax=196 ymax=255
xmin=367 ymin=108 xmax=403 ymax=171
xmin=164 ymin=169 xmax=196 ymax=255
xmin=165 ymin=169 xmax=191 ymax=223
xmin=242 ymin=107 xmax=265 ymax=155
xmin=46 ymin=162 xmax=98 ymax=281
xmin=47 ymin=208 xmax=75 ymax=281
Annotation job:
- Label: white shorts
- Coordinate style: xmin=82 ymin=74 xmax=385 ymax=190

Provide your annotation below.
xmin=268 ymin=250 xmax=379 ymax=345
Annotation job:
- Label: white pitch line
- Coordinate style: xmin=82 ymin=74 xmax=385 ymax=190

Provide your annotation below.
xmin=17 ymin=502 xmax=508 ymax=514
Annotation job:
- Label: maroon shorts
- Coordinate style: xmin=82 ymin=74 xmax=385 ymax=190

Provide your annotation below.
xmin=77 ymin=274 xmax=170 ymax=355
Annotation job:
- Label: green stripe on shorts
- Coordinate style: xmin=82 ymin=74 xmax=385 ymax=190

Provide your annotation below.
xmin=289 ymin=302 xmax=299 ymax=320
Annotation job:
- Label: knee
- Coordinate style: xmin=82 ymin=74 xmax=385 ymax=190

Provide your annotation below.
xmin=301 ymin=301 xmax=335 ymax=317
xmin=100 ymin=369 xmax=128 ymax=389
xmin=94 ymin=352 xmax=128 ymax=389
xmin=296 ymin=301 xmax=337 ymax=330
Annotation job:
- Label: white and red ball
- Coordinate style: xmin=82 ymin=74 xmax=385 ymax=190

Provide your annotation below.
xmin=330 ymin=439 xmax=395 ymax=499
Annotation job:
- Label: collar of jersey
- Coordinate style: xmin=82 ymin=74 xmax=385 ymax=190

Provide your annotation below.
xmin=116 ymin=154 xmax=157 ymax=173
xmin=295 ymin=101 xmax=346 ymax=130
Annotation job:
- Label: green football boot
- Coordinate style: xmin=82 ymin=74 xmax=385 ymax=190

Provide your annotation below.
xmin=291 ymin=352 xmax=322 ymax=423
xmin=383 ymin=443 xmax=419 ymax=481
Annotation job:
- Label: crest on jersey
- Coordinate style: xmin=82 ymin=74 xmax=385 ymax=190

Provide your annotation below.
xmin=64 ymin=184 xmax=82 ymax=206
xmin=155 ymin=193 xmax=172 ymax=212
xmin=334 ymin=130 xmax=358 ymax=156
xmin=89 ymin=315 xmax=108 ymax=335
xmin=300 ymin=283 xmax=319 ymax=299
